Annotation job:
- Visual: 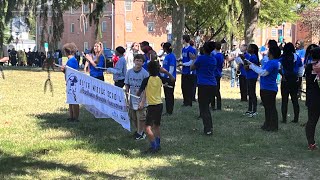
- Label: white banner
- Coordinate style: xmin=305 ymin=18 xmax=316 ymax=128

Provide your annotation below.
xmin=65 ymin=66 xmax=130 ymax=131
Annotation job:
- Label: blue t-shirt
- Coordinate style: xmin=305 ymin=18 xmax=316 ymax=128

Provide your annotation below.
xmin=260 ymin=59 xmax=280 ymax=92
xmin=66 ymin=56 xmax=79 ymax=70
xmin=260 ymin=46 xmax=267 ymax=52
xmin=194 ymin=55 xmax=217 ymax=86
xmin=214 ymin=52 xmax=224 ymax=77
xmin=143 ymin=54 xmax=150 ymax=71
xmin=246 ymin=54 xmax=259 ymax=79
xmin=296 ymin=49 xmax=306 ymax=60
xmin=162 ymin=52 xmax=177 ymax=78
xmin=89 ymin=55 xmax=105 ymax=77
xmin=182 ymin=46 xmax=197 ymax=74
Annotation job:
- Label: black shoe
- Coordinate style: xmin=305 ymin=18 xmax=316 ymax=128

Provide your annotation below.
xmin=261 ymin=125 xmax=267 ymax=130
xmin=281 ymin=120 xmax=287 ymax=124
xmin=264 ymin=127 xmax=278 ymax=132
xmin=212 ymin=108 xmax=216 ymax=111
xmin=144 ymin=147 xmax=159 ymax=154
xmin=291 ymin=120 xmax=298 ymax=123
xmin=163 ymin=112 xmax=172 ymax=116
xmin=240 ymin=99 xmax=248 ymax=102
xmin=67 ymin=118 xmax=74 ymax=122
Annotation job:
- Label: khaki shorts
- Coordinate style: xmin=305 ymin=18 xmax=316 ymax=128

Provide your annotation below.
xmin=129 ymin=108 xmax=146 ymax=123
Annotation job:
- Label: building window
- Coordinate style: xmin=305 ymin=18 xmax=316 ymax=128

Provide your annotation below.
xmin=147 ymin=22 xmax=155 ymax=32
xmin=84 ymin=42 xmax=89 ymax=52
xmin=84 ymin=22 xmax=88 ymax=32
xmin=70 ymin=7 xmax=74 ymax=14
xmin=126 ymin=21 xmax=132 ymax=32
xmin=271 ymin=28 xmax=277 ymax=37
xmin=147 ymin=2 xmax=155 ymax=12
xmin=102 ymin=21 xmax=107 ymax=32
xmin=83 ymin=4 xmax=89 ymax=13
xmin=71 ymin=23 xmax=75 ymax=33
xmin=39 ymin=26 xmax=43 ymax=34
xmin=286 ymin=29 xmax=292 ymax=37
xmin=125 ymin=0 xmax=132 ymax=11
xmin=48 ymin=25 xmax=52 ymax=34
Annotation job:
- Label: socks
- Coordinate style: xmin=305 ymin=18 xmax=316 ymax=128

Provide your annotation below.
xmin=156 ymin=137 xmax=160 ymax=147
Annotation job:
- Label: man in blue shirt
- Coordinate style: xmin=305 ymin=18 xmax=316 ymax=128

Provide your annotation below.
xmin=181 ymin=35 xmax=197 ymax=107
xmin=295 ymin=40 xmax=306 ymax=99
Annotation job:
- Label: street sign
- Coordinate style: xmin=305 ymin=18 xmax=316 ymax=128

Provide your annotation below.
xmin=44 ymin=42 xmax=48 ymax=52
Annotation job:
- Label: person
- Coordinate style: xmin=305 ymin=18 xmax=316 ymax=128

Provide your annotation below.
xmin=10 ymin=48 xmax=17 ymax=66
xmin=304 ymin=44 xmax=318 ymax=66
xmin=75 ymin=50 xmax=81 ymax=66
xmin=229 ymin=41 xmax=241 ymax=87
xmin=84 ymin=42 xmax=105 ymax=81
xmin=60 ymin=43 xmax=80 ymax=122
xmin=190 ymin=42 xmax=216 ymax=135
xmin=211 ymin=42 xmax=224 ymax=110
xmin=125 ymin=42 xmax=140 ymax=70
xmin=235 ymin=44 xmax=249 ymax=102
xmin=161 ymin=42 xmax=177 ymax=115
xmin=305 ymin=47 xmax=320 ymax=150
xmin=248 ymin=46 xmax=281 ymax=131
xmin=157 ymin=42 xmax=166 ymax=66
xmin=137 ymin=60 xmax=163 ymax=153
xmin=243 ymin=44 xmax=259 ymax=117
xmin=181 ymin=35 xmax=197 ymax=107
xmin=295 ymin=40 xmax=306 ymax=99
xmin=107 ymin=46 xmax=127 ymax=88
xmin=279 ymin=43 xmax=304 ymax=123
xmin=190 ymin=40 xmax=198 ymax=102
xmin=125 ymin=54 xmax=149 ymax=140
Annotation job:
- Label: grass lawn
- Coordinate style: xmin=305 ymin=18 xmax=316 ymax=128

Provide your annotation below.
xmin=1 ymin=66 xmax=320 ymax=179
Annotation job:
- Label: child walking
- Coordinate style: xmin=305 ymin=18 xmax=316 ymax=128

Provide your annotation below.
xmin=137 ymin=61 xmax=163 ymax=153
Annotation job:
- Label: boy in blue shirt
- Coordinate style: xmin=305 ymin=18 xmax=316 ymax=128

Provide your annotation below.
xmin=181 ymin=35 xmax=197 ymax=107
xmin=107 ymin=46 xmax=127 ymax=88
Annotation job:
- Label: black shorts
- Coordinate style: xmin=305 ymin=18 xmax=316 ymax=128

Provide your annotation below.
xmin=146 ymin=104 xmax=163 ymax=126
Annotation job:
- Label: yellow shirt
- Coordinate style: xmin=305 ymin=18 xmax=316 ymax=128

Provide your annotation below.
xmin=140 ymin=76 xmax=162 ymax=105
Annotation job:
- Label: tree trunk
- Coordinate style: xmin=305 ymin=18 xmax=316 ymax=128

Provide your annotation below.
xmin=172 ymin=2 xmax=185 ymax=59
xmin=241 ymin=0 xmax=260 ymax=44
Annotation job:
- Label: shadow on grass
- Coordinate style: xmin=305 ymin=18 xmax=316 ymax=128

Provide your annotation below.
xmin=0 ymin=150 xmax=125 ymax=179
xmin=28 ymin=96 xmax=316 ymax=179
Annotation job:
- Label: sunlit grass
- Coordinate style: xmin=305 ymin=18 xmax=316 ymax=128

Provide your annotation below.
xmin=0 ymin=66 xmax=319 ymax=179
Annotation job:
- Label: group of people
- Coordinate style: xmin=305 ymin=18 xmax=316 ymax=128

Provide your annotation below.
xmin=60 ymin=37 xmax=320 ymax=153
xmin=3 ymin=34 xmax=319 ymax=153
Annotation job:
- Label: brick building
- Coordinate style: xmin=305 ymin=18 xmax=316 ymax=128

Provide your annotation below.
xmin=36 ymin=0 xmax=170 ymax=52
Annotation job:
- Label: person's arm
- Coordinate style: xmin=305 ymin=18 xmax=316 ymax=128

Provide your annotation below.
xmin=84 ymin=61 xmax=89 ymax=73
xmin=138 ymin=90 xmax=146 ymax=110
xmin=249 ymin=63 xmax=269 ymax=76
xmin=107 ymin=58 xmax=124 ymax=74
xmin=125 ymin=84 xmax=130 ymax=106
xmin=137 ymin=77 xmax=149 ymax=96
xmin=85 ymin=54 xmax=98 ymax=67
xmin=160 ymin=67 xmax=175 ymax=82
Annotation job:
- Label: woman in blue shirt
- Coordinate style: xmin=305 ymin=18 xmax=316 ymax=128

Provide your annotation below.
xmin=162 ymin=42 xmax=177 ymax=115
xmin=191 ymin=42 xmax=216 ymax=135
xmin=85 ymin=42 xmax=105 ymax=81
xmin=243 ymin=44 xmax=259 ymax=117
xmin=248 ymin=46 xmax=281 ymax=131
xmin=61 ymin=43 xmax=80 ymax=122
xmin=279 ymin=43 xmax=304 ymax=123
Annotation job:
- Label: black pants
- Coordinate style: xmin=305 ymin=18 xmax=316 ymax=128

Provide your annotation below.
xmin=306 ymin=104 xmax=320 ymax=145
xmin=181 ymin=74 xmax=194 ymax=106
xmin=115 ymin=79 xmax=125 ymax=88
xmin=198 ymin=85 xmax=216 ymax=133
xmin=239 ymin=75 xmax=248 ymax=101
xmin=298 ymin=77 xmax=303 ymax=98
xmin=192 ymin=75 xmax=197 ymax=101
xmin=94 ymin=75 xmax=105 ymax=81
xmin=281 ymin=80 xmax=299 ymax=122
xmin=247 ymin=79 xmax=257 ymax=112
xmin=163 ymin=78 xmax=175 ymax=114
xmin=260 ymin=89 xmax=278 ymax=130
xmin=211 ymin=76 xmax=221 ymax=110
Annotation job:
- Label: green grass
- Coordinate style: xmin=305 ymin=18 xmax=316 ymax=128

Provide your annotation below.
xmin=1 ymin=66 xmax=320 ymax=179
